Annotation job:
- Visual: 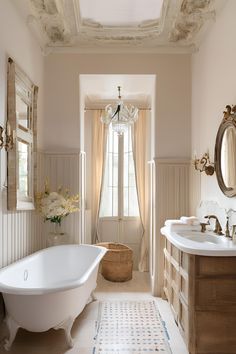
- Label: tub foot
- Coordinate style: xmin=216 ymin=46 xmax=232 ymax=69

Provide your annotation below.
xmin=4 ymin=315 xmax=20 ymax=351
xmin=91 ymin=291 xmax=97 ymax=301
xmin=54 ymin=317 xmax=74 ymax=348
xmin=88 ymin=291 xmax=97 ymax=303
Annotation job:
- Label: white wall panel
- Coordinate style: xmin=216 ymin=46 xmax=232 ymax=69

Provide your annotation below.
xmin=0 ymin=152 xmax=44 ymax=269
xmin=0 ymin=151 xmax=83 ymax=269
xmin=152 ymin=158 xmax=190 ymax=296
xmin=41 ymin=152 xmax=81 ymax=245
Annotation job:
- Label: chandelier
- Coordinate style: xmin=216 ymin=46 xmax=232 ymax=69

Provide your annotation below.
xmin=101 ymin=86 xmax=139 ymax=135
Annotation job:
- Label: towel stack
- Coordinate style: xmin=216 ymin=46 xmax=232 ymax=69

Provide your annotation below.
xmin=164 ymin=216 xmax=200 ymax=232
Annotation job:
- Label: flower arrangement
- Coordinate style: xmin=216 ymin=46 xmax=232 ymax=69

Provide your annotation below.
xmin=36 ymin=180 xmax=79 ymax=225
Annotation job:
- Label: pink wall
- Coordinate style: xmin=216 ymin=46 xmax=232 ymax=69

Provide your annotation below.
xmin=43 ymin=53 xmax=191 ymax=158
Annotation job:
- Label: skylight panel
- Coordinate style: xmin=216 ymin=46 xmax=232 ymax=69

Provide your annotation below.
xmin=79 ymin=0 xmax=164 ymax=27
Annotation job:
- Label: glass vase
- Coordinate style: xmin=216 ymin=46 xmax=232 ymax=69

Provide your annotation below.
xmin=47 ymin=222 xmax=69 ymax=247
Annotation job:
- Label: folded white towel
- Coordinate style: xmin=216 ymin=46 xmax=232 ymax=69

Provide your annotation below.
xmin=164 ymin=219 xmax=185 ymax=227
xmin=180 ymin=216 xmax=200 ymax=225
xmin=166 ymin=224 xmax=201 ymax=232
xmin=164 ymin=218 xmax=201 ymax=232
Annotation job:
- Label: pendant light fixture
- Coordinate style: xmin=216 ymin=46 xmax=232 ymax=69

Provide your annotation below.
xmin=101 ymin=86 xmax=138 ymax=135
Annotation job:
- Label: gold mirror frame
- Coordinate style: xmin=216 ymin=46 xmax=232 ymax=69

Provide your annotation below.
xmin=215 ymin=105 xmax=236 ymax=197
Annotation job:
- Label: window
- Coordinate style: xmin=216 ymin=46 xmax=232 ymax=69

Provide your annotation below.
xmin=7 ymin=58 xmax=38 ymax=210
xmin=99 ymin=124 xmax=139 ymax=218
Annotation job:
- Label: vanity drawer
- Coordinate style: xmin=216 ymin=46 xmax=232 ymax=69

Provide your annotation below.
xmin=180 ymin=275 xmax=188 ymax=303
xmin=171 ymin=244 xmax=180 ymax=263
xmin=180 ymin=252 xmax=189 ymax=272
xmin=197 ymin=256 xmax=236 ymax=276
xmin=164 ymin=251 xmax=171 ymax=278
xmin=196 ymin=278 xmax=236 ymax=307
xmin=171 ymin=263 xmax=180 ymax=290
xmin=165 ymin=238 xmax=171 ymax=254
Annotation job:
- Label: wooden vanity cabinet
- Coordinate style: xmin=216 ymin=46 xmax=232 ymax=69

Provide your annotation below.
xmin=163 ymin=236 xmax=236 ymax=354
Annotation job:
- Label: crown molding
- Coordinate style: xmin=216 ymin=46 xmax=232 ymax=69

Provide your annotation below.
xmin=43 ymin=44 xmax=197 ymax=55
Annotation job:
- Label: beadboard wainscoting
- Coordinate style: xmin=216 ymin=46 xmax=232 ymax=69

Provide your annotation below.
xmin=0 ymin=152 xmax=43 ymax=270
xmin=0 ymin=151 xmax=85 ymax=270
xmin=151 ymin=158 xmax=190 ymax=296
xmin=40 ymin=151 xmax=83 ymax=245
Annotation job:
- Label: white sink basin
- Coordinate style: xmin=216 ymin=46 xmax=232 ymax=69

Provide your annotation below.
xmin=177 ymin=231 xmax=228 ymax=245
xmin=161 ymin=226 xmax=236 ymax=256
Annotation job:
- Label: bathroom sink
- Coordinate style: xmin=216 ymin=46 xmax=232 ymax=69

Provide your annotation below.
xmin=161 ymin=226 xmax=236 ymax=256
xmin=180 ymin=232 xmax=228 ymax=245
xmin=174 ymin=231 xmax=228 ymax=245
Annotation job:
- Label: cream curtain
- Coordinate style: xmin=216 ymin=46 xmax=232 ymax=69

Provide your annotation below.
xmin=132 ymin=110 xmax=148 ymax=271
xmin=91 ymin=110 xmax=107 ymax=243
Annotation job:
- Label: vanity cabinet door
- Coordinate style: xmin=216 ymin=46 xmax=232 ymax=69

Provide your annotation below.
xmin=170 ymin=287 xmax=179 ymax=322
xmin=180 ymin=272 xmax=188 ymax=304
xmin=196 ymin=311 xmax=236 ymax=354
xmin=178 ymin=297 xmax=189 ymax=345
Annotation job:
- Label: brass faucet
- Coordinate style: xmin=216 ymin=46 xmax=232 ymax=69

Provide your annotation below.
xmin=200 ymin=221 xmax=209 ymax=233
xmin=204 ymin=215 xmax=223 ymax=235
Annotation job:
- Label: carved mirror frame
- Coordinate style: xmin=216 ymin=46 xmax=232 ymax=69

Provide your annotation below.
xmin=7 ymin=58 xmax=38 ymax=210
xmin=215 ymin=105 xmax=236 ymax=197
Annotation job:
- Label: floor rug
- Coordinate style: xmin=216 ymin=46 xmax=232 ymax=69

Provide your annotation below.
xmin=93 ymin=300 xmax=172 ymax=354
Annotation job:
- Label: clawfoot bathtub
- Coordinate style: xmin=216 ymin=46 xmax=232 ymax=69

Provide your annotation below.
xmin=0 ymin=244 xmax=106 ymax=350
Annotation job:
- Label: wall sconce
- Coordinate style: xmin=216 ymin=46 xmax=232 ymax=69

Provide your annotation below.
xmin=0 ymin=123 xmax=15 ymax=151
xmin=193 ymin=152 xmax=215 ymax=175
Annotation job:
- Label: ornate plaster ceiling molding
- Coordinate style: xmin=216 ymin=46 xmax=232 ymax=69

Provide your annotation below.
xmin=23 ymin=0 xmax=227 ymax=54
xmin=169 ymin=0 xmax=215 ymax=43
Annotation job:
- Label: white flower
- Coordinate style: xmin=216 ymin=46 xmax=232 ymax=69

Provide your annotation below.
xmin=36 ymin=185 xmax=79 ymax=224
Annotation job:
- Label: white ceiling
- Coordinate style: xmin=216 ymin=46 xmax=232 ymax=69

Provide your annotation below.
xmin=80 ymin=75 xmax=156 ymax=108
xmin=12 ymin=0 xmax=227 ymax=54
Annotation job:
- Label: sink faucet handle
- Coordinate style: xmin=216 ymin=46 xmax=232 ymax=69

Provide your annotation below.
xmin=231 ymin=224 xmax=236 ymax=239
xmin=225 ymin=216 xmax=230 ymax=238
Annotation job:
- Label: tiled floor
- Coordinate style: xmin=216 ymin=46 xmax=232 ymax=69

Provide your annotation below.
xmin=0 ymin=272 xmax=188 ymax=354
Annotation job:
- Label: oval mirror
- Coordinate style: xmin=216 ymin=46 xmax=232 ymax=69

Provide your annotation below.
xmin=215 ymin=105 xmax=236 ymax=197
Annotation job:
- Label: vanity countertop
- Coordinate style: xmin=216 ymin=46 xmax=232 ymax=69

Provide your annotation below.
xmin=161 ymin=226 xmax=236 ymax=256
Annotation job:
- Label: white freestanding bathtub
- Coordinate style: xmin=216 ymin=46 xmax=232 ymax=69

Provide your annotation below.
xmin=0 ymin=244 xmax=106 ymax=350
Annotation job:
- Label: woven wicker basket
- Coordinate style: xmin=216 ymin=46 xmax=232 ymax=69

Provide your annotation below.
xmin=97 ymin=242 xmax=133 ymax=282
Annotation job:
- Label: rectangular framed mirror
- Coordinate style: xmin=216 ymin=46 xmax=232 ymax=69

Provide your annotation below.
xmin=7 ymin=58 xmax=38 ymax=210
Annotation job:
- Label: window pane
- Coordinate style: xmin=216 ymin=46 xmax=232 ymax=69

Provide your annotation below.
xmin=123 ymin=152 xmax=129 ymax=187
xmin=99 ymin=125 xmax=118 ymax=217
xmin=18 ymin=140 xmax=29 ymax=198
xmin=123 ymin=126 xmax=139 ymax=217
xmin=100 ymin=124 xmax=139 ymax=218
